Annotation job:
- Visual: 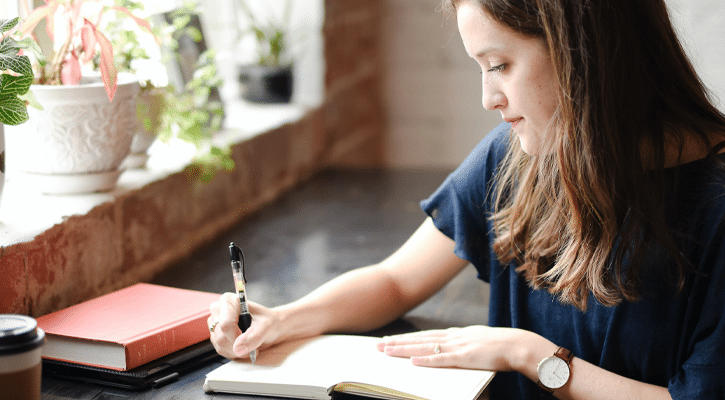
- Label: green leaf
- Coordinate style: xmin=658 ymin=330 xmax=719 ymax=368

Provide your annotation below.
xmin=0 ymin=58 xmax=33 ymax=95
xmin=0 ymin=18 xmax=34 ymax=125
xmin=19 ymin=90 xmax=42 ymax=111
xmin=0 ymin=18 xmax=20 ymax=34
xmin=0 ymin=95 xmax=29 ymax=125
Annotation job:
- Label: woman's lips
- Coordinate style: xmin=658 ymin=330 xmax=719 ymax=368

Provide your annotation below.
xmin=505 ymin=117 xmax=523 ymax=129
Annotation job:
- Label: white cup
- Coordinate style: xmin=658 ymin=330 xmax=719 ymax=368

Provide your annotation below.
xmin=0 ymin=314 xmax=45 ymax=400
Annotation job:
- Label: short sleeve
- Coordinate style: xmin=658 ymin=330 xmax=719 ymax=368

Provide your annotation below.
xmin=420 ymin=122 xmax=511 ymax=281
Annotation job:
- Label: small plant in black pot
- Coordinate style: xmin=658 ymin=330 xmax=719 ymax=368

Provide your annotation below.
xmin=236 ymin=1 xmax=294 ymax=104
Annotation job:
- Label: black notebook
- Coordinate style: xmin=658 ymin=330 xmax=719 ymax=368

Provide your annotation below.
xmin=42 ymin=340 xmax=221 ymax=390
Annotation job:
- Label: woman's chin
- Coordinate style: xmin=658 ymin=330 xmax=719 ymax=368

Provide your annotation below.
xmin=517 ymin=135 xmax=539 ymax=155
xmin=514 ymin=125 xmax=548 ymax=156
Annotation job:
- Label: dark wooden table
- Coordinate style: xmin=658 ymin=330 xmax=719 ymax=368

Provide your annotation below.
xmin=40 ymin=168 xmax=491 ymax=400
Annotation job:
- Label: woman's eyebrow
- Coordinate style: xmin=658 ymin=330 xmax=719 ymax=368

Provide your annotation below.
xmin=474 ymin=45 xmax=503 ymax=58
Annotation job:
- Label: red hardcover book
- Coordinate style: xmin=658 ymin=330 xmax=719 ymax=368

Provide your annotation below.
xmin=36 ymin=283 xmax=220 ymax=371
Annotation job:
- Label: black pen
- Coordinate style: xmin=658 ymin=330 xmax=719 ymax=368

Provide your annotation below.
xmin=229 ymin=242 xmax=257 ymax=363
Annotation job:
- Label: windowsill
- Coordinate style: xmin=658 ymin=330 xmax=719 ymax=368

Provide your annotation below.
xmin=0 ymin=99 xmax=308 ymax=246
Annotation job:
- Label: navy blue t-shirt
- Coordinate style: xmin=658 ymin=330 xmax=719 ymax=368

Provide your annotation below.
xmin=421 ymin=122 xmax=725 ymax=399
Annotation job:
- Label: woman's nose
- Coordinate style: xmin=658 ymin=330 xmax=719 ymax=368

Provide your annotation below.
xmin=482 ymin=81 xmax=506 ymax=111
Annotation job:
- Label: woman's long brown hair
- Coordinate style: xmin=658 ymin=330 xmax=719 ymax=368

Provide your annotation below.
xmin=443 ymin=0 xmax=725 ymax=310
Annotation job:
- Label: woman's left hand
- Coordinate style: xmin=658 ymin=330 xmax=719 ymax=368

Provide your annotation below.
xmin=377 ymin=326 xmax=535 ymax=372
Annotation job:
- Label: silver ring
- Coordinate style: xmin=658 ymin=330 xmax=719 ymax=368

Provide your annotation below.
xmin=433 ymin=343 xmax=441 ymax=354
xmin=209 ymin=321 xmax=219 ymax=333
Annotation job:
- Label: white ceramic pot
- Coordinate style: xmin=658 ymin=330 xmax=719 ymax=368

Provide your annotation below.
xmin=5 ymin=74 xmax=140 ymax=194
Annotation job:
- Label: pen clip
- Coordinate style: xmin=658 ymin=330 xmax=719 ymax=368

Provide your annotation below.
xmin=229 ymin=242 xmax=246 ymax=283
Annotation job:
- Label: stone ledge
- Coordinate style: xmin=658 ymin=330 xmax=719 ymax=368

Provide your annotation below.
xmin=0 ymin=101 xmax=308 ymax=245
xmin=0 ymin=107 xmax=331 ymax=317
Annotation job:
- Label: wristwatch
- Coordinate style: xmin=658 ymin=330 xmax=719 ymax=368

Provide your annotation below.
xmin=537 ymin=346 xmax=573 ymax=393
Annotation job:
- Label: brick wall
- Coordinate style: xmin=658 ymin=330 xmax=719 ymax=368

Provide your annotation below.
xmin=323 ymin=0 xmax=385 ymax=166
xmin=0 ymin=0 xmax=385 ymax=317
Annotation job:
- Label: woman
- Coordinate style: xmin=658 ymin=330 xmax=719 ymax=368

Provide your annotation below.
xmin=209 ymin=0 xmax=725 ymax=398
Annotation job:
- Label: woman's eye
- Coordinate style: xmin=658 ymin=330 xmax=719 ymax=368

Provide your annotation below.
xmin=487 ymin=64 xmax=506 ymax=73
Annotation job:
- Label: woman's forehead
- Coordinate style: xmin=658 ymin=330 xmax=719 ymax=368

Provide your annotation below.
xmin=457 ymin=2 xmax=541 ymax=59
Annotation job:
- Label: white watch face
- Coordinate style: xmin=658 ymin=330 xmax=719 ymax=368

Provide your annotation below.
xmin=538 ymin=356 xmax=570 ymax=389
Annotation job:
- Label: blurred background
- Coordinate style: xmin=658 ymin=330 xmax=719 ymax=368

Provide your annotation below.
xmin=4 ymin=0 xmax=724 ymax=170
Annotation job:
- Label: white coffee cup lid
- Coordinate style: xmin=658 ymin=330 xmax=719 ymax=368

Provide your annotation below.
xmin=0 ymin=314 xmax=45 ymax=356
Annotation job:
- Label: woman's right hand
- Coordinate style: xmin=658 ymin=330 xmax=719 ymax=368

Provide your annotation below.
xmin=208 ymin=293 xmax=283 ymax=360
xmin=207 ymin=218 xmax=468 ymax=361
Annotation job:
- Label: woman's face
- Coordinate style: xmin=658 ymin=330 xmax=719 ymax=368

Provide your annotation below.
xmin=457 ymin=1 xmax=559 ymax=155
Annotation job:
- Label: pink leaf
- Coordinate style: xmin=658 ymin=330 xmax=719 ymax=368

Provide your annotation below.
xmin=80 ymin=24 xmax=97 ymax=63
xmin=60 ymin=52 xmax=82 ymax=85
xmin=19 ymin=4 xmax=55 ymax=38
xmin=45 ymin=3 xmax=59 ymax=42
xmin=85 ymin=19 xmax=117 ymax=102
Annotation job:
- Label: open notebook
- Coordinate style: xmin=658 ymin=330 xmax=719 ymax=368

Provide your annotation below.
xmin=203 ymin=335 xmax=494 ymax=400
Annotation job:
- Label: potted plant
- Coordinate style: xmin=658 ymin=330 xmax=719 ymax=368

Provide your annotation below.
xmin=156 ymin=6 xmax=232 ymax=181
xmin=3 ymin=0 xmax=154 ymax=194
xmin=107 ymin=2 xmax=232 ymax=178
xmin=103 ymin=0 xmax=167 ymax=169
xmin=0 ymin=17 xmax=34 ymax=203
xmin=157 ymin=48 xmax=232 ymax=182
xmin=236 ymin=0 xmax=294 ymax=104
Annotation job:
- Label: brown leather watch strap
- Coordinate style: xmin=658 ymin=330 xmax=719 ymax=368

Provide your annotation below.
xmin=537 ymin=380 xmax=555 ymax=393
xmin=555 ymin=346 xmax=574 ymax=364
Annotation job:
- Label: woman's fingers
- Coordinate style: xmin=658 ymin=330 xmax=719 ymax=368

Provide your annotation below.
xmin=411 ymin=352 xmax=456 ymax=367
xmin=379 ymin=326 xmax=528 ymax=371
xmin=218 ymin=292 xmax=241 ymax=320
xmin=378 ymin=330 xmax=449 ymax=346
xmin=382 ymin=342 xmax=444 ymax=358
xmin=381 ymin=335 xmax=462 ymax=368
xmin=220 ymin=297 xmax=275 ymax=359
xmin=209 ymin=294 xmax=284 ymax=361
xmin=377 ymin=329 xmax=454 ymax=351
xmin=232 ymin=316 xmax=267 ymax=358
xmin=209 ymin=293 xmax=244 ymax=360
xmin=378 ymin=329 xmax=460 ymax=361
